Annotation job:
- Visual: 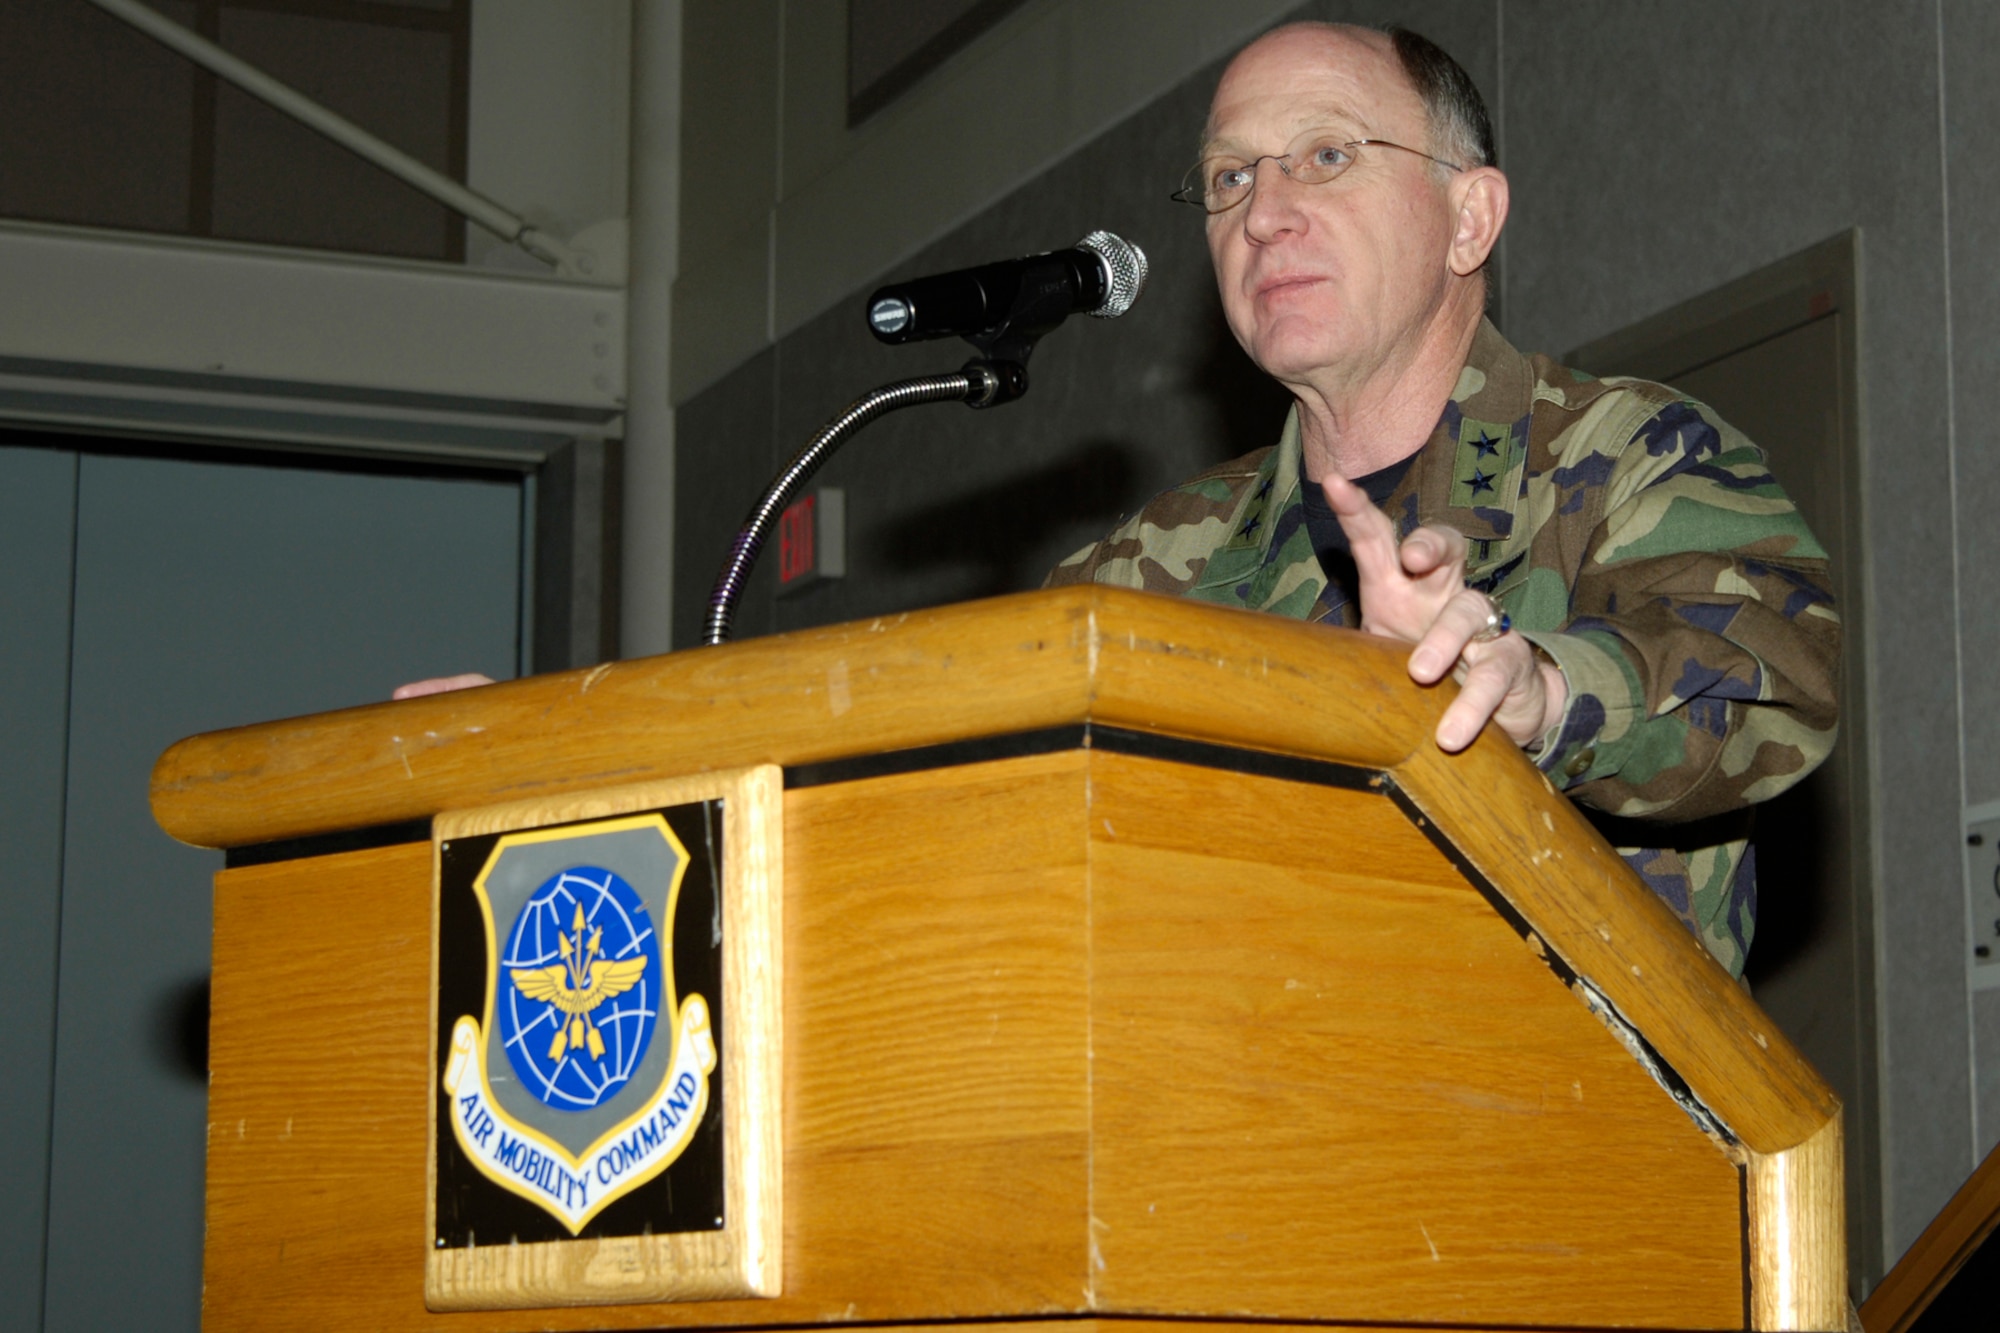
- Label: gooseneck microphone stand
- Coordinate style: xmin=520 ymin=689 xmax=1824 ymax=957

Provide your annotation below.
xmin=700 ymin=361 xmax=1021 ymax=645
xmin=701 ymin=231 xmax=1147 ymax=646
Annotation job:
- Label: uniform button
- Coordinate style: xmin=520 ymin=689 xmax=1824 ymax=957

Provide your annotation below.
xmin=1564 ymin=748 xmax=1595 ymax=778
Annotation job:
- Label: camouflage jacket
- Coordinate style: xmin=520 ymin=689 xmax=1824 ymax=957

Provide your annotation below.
xmin=1047 ymin=320 xmax=1840 ymax=976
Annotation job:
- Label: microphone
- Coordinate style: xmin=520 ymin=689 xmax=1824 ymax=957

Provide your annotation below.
xmin=866 ymin=230 xmax=1149 ymax=348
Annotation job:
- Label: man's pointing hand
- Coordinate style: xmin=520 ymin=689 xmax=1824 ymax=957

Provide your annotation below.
xmin=1320 ymin=471 xmax=1566 ymax=754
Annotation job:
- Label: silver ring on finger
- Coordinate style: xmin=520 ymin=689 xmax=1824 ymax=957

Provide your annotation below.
xmin=1468 ymin=594 xmax=1512 ymax=644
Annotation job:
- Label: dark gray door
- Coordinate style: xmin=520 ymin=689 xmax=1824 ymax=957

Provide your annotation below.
xmin=2 ymin=441 xmax=522 ymax=1332
xmin=0 ymin=447 xmax=80 ymax=1333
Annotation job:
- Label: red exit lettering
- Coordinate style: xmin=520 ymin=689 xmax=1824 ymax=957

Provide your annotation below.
xmin=779 ymin=493 xmax=816 ymax=585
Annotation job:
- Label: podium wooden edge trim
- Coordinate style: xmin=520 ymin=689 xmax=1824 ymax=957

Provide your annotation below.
xmin=1390 ymin=732 xmax=1837 ymax=1156
xmin=1858 ymin=1135 xmax=2000 ymax=1333
xmin=1746 ymin=1110 xmax=1849 ymax=1332
xmin=1389 ymin=744 xmax=1847 ymax=1329
xmin=148 ymin=588 xmax=1422 ymax=851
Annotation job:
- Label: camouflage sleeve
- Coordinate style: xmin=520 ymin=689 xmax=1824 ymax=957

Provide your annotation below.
xmin=1044 ymin=535 xmax=1111 ymax=587
xmin=1042 ymin=514 xmax=1218 ymax=594
xmin=1515 ymin=402 xmax=1840 ymax=822
xmin=1042 ymin=457 xmax=1265 ymax=595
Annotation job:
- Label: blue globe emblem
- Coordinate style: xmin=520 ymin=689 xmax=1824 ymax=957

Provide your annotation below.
xmin=498 ymin=866 xmax=665 ymax=1112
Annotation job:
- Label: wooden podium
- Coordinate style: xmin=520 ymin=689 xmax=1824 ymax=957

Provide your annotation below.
xmin=152 ymin=587 xmax=1847 ymax=1331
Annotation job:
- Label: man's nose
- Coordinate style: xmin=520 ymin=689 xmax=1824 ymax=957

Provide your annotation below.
xmin=1240 ymin=157 xmax=1308 ymax=240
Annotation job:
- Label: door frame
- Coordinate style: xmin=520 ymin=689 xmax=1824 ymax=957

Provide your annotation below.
xmin=1567 ymin=229 xmax=1880 ymax=1294
xmin=0 ymin=371 xmax=621 ymax=675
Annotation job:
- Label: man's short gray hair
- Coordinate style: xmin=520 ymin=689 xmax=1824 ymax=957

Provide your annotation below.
xmin=1385 ymin=26 xmax=1495 ymax=170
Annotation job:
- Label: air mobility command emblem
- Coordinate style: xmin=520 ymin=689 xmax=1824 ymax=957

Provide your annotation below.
xmin=439 ymin=814 xmax=716 ymax=1233
xmin=427 ymin=768 xmax=782 ymax=1311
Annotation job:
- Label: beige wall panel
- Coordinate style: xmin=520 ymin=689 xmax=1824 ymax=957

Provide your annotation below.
xmin=1084 ymin=755 xmax=1746 ymax=1329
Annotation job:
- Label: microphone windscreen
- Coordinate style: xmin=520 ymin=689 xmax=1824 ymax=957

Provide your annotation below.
xmin=1077 ymin=231 xmax=1149 ymax=318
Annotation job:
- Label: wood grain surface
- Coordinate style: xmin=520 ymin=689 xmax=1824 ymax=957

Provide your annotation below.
xmin=1746 ymin=1111 xmax=1847 ymax=1331
xmin=203 ymin=754 xmax=1094 ymax=1330
xmin=176 ymin=587 xmax=1847 ymax=1329
xmin=1083 ymin=752 xmax=1744 ymax=1330
xmin=808 ymin=1323 xmax=1602 ymax=1333
xmin=1394 ymin=728 xmax=1837 ymax=1156
xmin=424 ymin=767 xmax=784 ymax=1309
xmin=156 ymin=587 xmax=1836 ymax=1164
xmin=151 ymin=587 xmax=1421 ymax=851
xmin=932 ymin=1323 xmax=1554 ymax=1333
xmin=202 ymin=749 xmax=1768 ymax=1330
xmin=1859 ymin=1135 xmax=2000 ymax=1333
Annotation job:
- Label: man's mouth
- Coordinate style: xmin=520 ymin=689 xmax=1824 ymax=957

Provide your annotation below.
xmin=1254 ymin=273 xmax=1328 ymax=301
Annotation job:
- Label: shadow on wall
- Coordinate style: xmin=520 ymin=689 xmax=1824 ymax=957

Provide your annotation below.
xmin=874 ymin=438 xmax=1143 ymax=597
xmin=867 ymin=316 xmax=1293 ymax=596
xmin=155 ymin=974 xmax=210 ymax=1083
xmin=1743 ymin=779 xmax=1833 ymax=988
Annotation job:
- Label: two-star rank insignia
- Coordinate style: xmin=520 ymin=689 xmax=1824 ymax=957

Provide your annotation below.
xmin=1451 ymin=417 xmax=1521 ymax=510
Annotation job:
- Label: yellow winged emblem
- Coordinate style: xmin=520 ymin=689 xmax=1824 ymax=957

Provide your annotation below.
xmin=511 ymin=903 xmax=651 ymax=1062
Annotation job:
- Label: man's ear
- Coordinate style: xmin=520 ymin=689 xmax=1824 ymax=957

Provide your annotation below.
xmin=1447 ymin=167 xmax=1509 ymax=277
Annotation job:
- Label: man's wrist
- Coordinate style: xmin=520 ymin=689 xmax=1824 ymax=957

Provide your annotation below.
xmin=1524 ymin=645 xmax=1567 ymax=755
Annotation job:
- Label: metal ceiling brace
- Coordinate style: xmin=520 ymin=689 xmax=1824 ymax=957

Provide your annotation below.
xmin=83 ymin=0 xmax=597 ymax=279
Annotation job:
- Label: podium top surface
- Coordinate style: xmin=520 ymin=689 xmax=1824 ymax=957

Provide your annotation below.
xmin=153 ymin=586 xmax=1435 ymax=849
xmin=154 ymin=586 xmax=1835 ymax=1154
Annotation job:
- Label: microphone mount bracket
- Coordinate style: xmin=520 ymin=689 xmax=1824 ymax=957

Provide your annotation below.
xmin=957 ymin=262 xmax=1086 ymax=371
xmin=961 ymin=358 xmax=1028 ymax=409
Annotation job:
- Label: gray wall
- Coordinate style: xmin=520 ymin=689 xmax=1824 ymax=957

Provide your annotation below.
xmin=464 ymin=0 xmax=631 ymax=276
xmin=1945 ymin=2 xmax=2000 ymax=1164
xmin=674 ymin=0 xmax=1494 ymax=647
xmin=672 ymin=0 xmax=2000 ymax=1280
xmin=1497 ymin=0 xmax=1978 ymax=1270
xmin=671 ymin=0 xmax=1301 ymax=406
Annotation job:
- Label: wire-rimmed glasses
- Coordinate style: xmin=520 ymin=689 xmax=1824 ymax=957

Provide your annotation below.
xmin=1171 ymin=136 xmax=1465 ymax=214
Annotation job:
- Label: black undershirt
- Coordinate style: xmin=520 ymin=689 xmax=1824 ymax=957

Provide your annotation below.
xmin=1300 ymin=454 xmax=1417 ymax=615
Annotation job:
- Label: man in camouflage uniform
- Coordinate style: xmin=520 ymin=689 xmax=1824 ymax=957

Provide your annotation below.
xmin=1047 ymin=23 xmax=1838 ymax=976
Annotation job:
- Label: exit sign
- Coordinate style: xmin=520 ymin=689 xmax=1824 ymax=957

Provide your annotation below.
xmin=777 ymin=488 xmax=845 ymax=595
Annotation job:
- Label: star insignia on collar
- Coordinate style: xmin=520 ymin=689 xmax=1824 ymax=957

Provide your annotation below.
xmin=1254 ymin=477 xmax=1273 ymax=500
xmin=1470 ymin=431 xmax=1501 ymax=458
xmin=1468 ymin=468 xmax=1496 ymax=496
xmin=1238 ymin=513 xmax=1262 ymax=538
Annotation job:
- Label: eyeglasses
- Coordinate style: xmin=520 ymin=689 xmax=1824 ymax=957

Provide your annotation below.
xmin=1171 ymin=136 xmax=1465 ymax=214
